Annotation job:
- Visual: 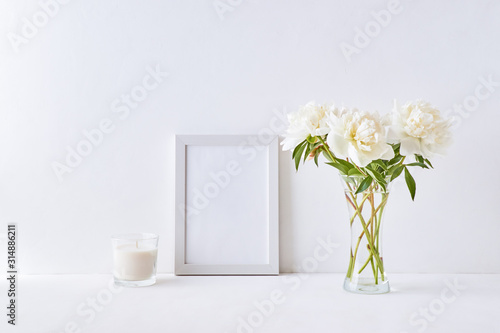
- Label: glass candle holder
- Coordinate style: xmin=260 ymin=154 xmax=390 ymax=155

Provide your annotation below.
xmin=111 ymin=233 xmax=159 ymax=287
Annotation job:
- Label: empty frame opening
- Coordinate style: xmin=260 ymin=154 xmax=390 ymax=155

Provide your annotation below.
xmin=184 ymin=145 xmax=269 ymax=265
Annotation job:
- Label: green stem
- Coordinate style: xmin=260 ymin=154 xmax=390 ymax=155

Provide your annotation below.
xmin=369 ymin=193 xmax=375 ymax=242
xmin=354 ymin=163 xmax=367 ymax=176
xmin=369 ymin=193 xmax=378 ymax=278
xmin=358 ymin=252 xmax=373 ymax=274
xmin=348 ymin=193 xmax=369 ymax=226
xmin=349 ymin=192 xmax=379 ymax=278
xmin=317 ymin=136 xmax=336 ymax=162
xmin=348 ymin=191 xmax=385 ymax=279
xmin=347 ymin=249 xmax=354 ymax=278
xmin=351 ymin=233 xmax=364 ymax=277
xmin=353 ymin=194 xmax=386 ymax=245
xmin=374 ymin=194 xmax=388 ymax=251
xmin=355 ymin=194 xmax=388 ymax=276
xmin=370 ymin=255 xmax=378 ymax=284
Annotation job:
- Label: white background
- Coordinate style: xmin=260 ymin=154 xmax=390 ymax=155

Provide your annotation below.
xmin=0 ymin=0 xmax=499 ymax=275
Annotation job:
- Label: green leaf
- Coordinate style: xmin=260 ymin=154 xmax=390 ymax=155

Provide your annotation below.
xmin=314 ymin=151 xmax=320 ymax=167
xmin=387 ymin=164 xmax=399 ymax=175
xmin=365 ymin=167 xmax=385 ymax=183
xmin=424 ymin=158 xmax=434 ymax=169
xmin=390 ymin=165 xmax=404 ymax=181
xmin=292 ymin=140 xmax=306 ymax=160
xmin=303 ymin=142 xmax=312 ymax=163
xmin=355 ymin=176 xmax=373 ymax=194
xmin=388 ymin=155 xmax=403 ymax=166
xmin=348 ymin=168 xmax=363 ymax=176
xmin=312 ymin=141 xmax=322 ymax=149
xmin=371 ymin=159 xmax=388 ymax=171
xmin=415 ymin=154 xmax=424 ymax=164
xmin=326 ymin=162 xmax=350 ymax=175
xmin=405 ymin=162 xmax=428 ymax=169
xmin=365 ymin=167 xmax=387 ymax=192
xmin=335 ymin=158 xmax=356 ymax=171
xmin=342 ymin=175 xmax=357 ymax=185
xmin=404 ymin=167 xmax=416 ymax=201
xmin=322 ymin=149 xmax=334 ymax=162
xmin=390 ymin=143 xmax=401 ymax=155
xmin=294 ymin=143 xmax=307 ymax=171
xmin=306 ymin=135 xmax=316 ymax=144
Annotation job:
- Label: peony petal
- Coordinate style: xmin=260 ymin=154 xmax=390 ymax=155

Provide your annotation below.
xmin=347 ymin=143 xmax=364 ymax=166
xmin=387 ymin=126 xmax=407 ymax=144
xmin=399 ymin=137 xmax=422 ymax=156
xmin=379 ymin=144 xmax=395 ymax=160
xmin=327 ymin=133 xmax=349 ymax=157
xmin=360 ymin=142 xmax=394 ymax=164
xmin=315 ymin=126 xmax=331 ymax=136
xmin=281 ymin=133 xmax=307 ymax=151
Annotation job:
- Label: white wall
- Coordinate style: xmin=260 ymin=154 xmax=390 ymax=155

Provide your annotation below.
xmin=0 ymin=0 xmax=499 ymax=274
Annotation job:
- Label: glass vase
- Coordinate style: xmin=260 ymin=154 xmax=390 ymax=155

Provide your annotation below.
xmin=340 ymin=175 xmax=391 ymax=294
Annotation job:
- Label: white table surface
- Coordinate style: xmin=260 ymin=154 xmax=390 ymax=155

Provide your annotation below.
xmin=1 ymin=273 xmax=499 ymax=333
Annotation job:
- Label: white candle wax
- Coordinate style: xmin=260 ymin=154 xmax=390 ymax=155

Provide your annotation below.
xmin=113 ymin=244 xmax=158 ymax=281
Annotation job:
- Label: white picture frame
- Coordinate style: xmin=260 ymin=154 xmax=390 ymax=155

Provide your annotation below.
xmin=175 ymin=135 xmax=279 ymax=275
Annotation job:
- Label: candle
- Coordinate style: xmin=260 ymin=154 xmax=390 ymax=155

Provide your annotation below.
xmin=112 ymin=233 xmax=159 ymax=287
xmin=113 ymin=245 xmax=157 ymax=281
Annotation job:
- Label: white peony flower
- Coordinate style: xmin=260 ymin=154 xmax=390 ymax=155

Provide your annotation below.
xmin=281 ymin=101 xmax=337 ymax=151
xmin=388 ymin=100 xmax=452 ymax=158
xmin=326 ymin=109 xmax=394 ymax=167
